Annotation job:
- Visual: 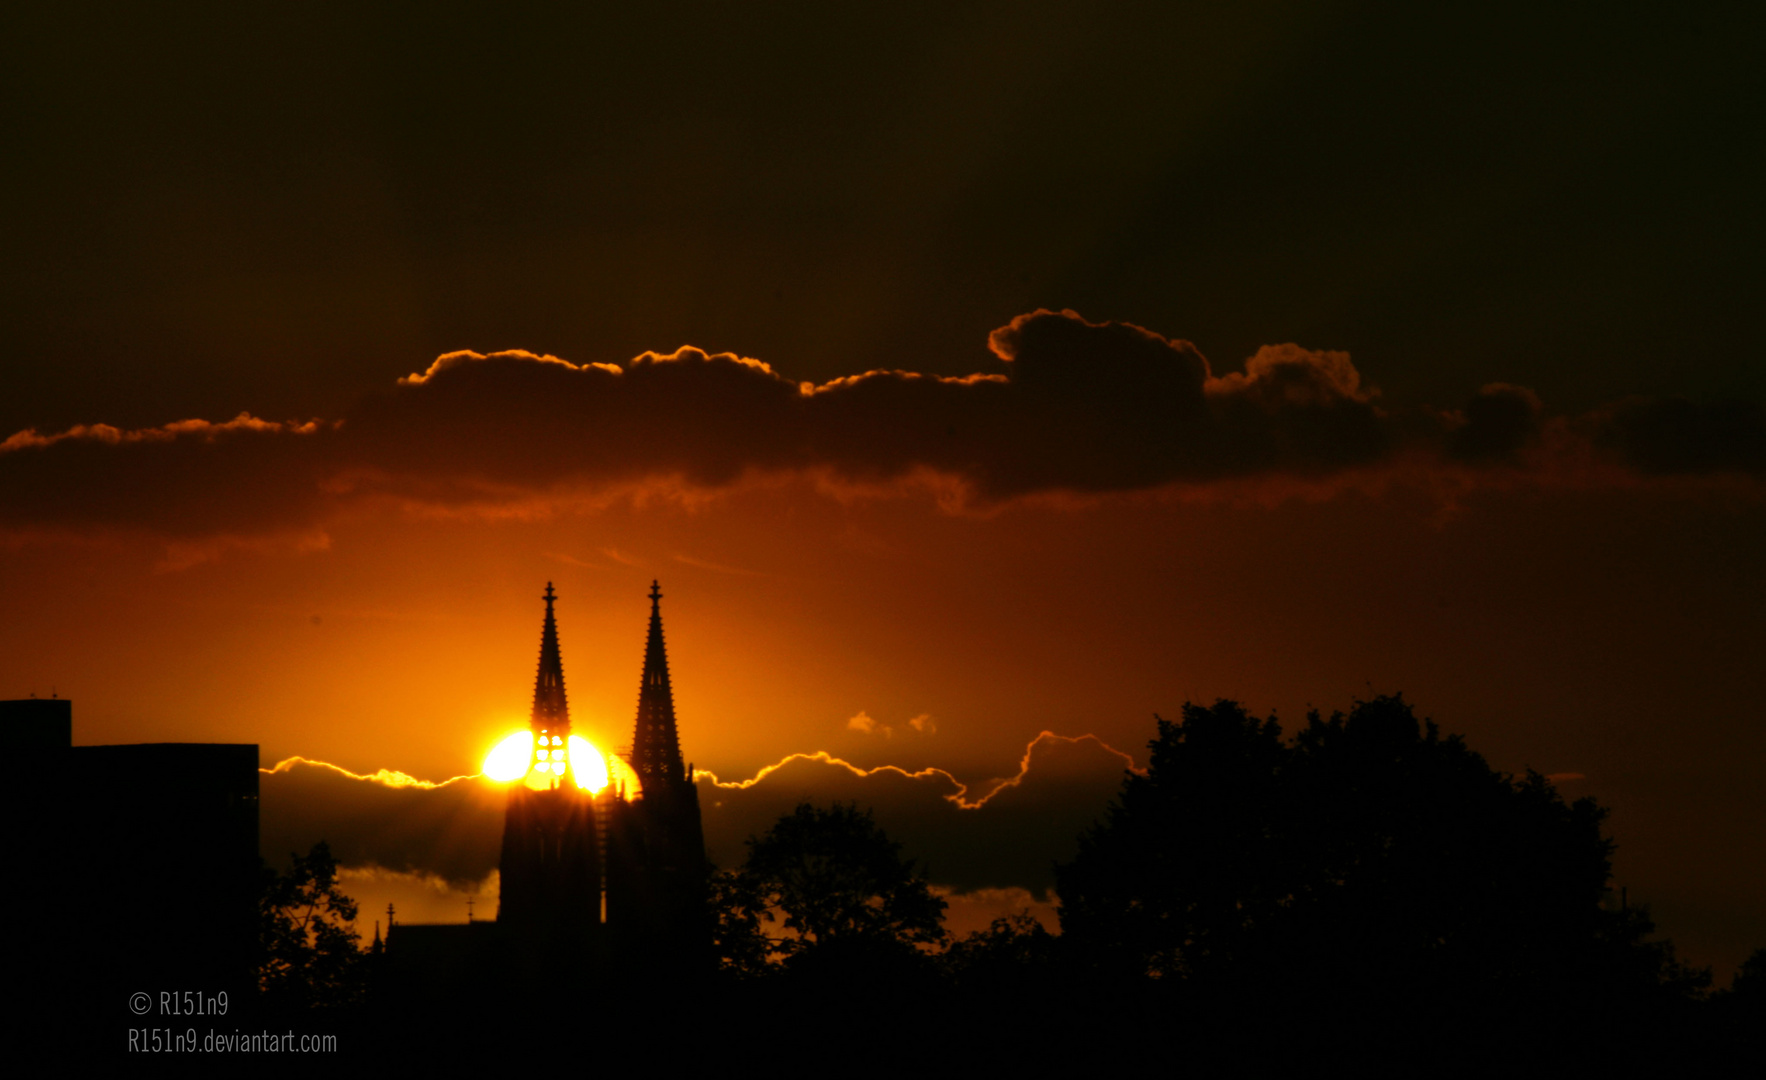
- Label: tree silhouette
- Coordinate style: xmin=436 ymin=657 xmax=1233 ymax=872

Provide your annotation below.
xmin=722 ymin=802 xmax=946 ymax=977
xmin=258 ymin=841 xmax=366 ymax=1009
xmin=1710 ymin=945 xmax=1766 ymax=1063
xmin=943 ymin=911 xmax=1057 ymax=988
xmin=1056 ymin=696 xmax=1704 ymax=1011
xmin=1723 ymin=947 xmax=1766 ymax=1001
xmin=1056 ymin=698 xmax=1287 ymax=982
xmin=706 ymin=866 xmax=772 ymax=979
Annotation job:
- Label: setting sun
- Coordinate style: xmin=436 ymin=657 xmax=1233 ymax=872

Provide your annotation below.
xmin=483 ymin=730 xmax=533 ymax=782
xmin=481 ymin=729 xmax=639 ymax=796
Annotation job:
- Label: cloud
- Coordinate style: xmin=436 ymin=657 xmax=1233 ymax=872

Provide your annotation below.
xmin=936 ymin=885 xmax=1059 ymax=939
xmin=692 ymin=731 xmax=1142 ymax=891
xmin=846 ymin=711 xmax=888 ymax=737
xmin=0 ymin=413 xmax=335 ymax=538
xmin=260 ymin=757 xmax=504 ymax=887
xmin=601 ymin=547 xmax=644 ymax=567
xmin=1592 ymin=397 xmax=1766 ymax=475
xmin=7 ymin=310 xmax=1761 ymax=544
xmin=262 ymin=730 xmax=1140 ymax=899
xmin=844 ymin=710 xmax=937 ymax=738
xmin=673 ymin=553 xmax=764 ymax=577
xmin=1446 ymin=384 xmax=1545 ymax=463
xmin=337 ymin=866 xmax=498 ymax=936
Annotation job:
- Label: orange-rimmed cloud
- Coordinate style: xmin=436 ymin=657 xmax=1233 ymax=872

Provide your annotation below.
xmin=263 ymin=729 xmax=1142 ymax=894
xmin=0 ymin=412 xmax=336 ymax=538
xmin=261 ymin=757 xmax=506 ymax=885
xmin=694 ymin=731 xmax=1139 ymax=811
xmin=7 ymin=310 xmax=1761 ymax=545
xmin=261 ymin=755 xmax=479 ymax=790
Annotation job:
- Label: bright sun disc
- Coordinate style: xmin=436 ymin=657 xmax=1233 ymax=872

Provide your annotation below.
xmin=484 ymin=729 xmax=639 ymax=796
xmin=483 ymin=731 xmax=533 ymax=781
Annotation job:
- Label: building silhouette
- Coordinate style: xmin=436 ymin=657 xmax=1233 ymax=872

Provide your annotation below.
xmin=389 ymin=581 xmax=709 ymax=992
xmin=4 ymin=697 xmax=259 ymax=1037
xmin=496 ymin=582 xmax=602 ymax=947
xmin=602 ymin=581 xmax=708 ymax=963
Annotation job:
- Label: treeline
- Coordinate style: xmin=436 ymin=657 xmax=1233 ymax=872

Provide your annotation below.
xmin=270 ymin=696 xmax=1765 ymax=1068
xmin=701 ymin=698 xmax=1763 ymax=1067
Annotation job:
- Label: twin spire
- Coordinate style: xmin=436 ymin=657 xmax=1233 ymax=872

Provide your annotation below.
xmin=630 ymin=581 xmax=688 ymax=792
xmin=528 ymin=580 xmax=688 ymax=791
xmin=531 ymin=582 xmax=570 ymax=736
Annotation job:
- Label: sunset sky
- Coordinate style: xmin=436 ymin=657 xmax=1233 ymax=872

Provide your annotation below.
xmin=4 ymin=2 xmax=1763 ymax=974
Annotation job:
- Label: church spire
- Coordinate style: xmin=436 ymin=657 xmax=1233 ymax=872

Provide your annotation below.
xmin=631 ymin=580 xmax=686 ymax=791
xmin=532 ymin=582 xmax=569 ymax=736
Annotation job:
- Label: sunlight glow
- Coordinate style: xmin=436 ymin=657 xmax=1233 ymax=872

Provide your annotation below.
xmin=568 ymin=735 xmax=609 ymax=792
xmin=605 ymin=751 xmax=642 ymax=797
xmin=482 ymin=731 xmax=534 ymax=781
xmin=483 ymin=728 xmax=640 ymax=796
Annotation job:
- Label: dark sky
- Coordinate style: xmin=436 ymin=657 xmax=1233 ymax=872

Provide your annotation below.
xmin=6 ymin=1 xmax=1762 ymax=434
xmin=4 ymin=1 xmax=1765 ymax=979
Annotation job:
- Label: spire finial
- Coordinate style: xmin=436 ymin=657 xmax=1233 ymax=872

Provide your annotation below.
xmin=531 ymin=584 xmax=570 ymax=735
xmin=632 ymin=581 xmax=686 ymax=791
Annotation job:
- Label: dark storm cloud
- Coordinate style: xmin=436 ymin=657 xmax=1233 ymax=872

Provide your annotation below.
xmin=1593 ymin=397 xmax=1766 ymax=476
xmin=8 ymin=1 xmax=1762 ymax=443
xmin=1446 ymin=384 xmax=1545 ymax=463
xmin=262 ymin=731 xmax=1137 ymax=895
xmin=341 ymin=307 xmax=1389 ymax=502
xmin=0 ymin=416 xmax=334 ymax=537
xmin=4 ymin=310 xmax=1762 ymax=541
xmin=260 ymin=759 xmax=503 ymax=887
xmin=698 ymin=732 xmax=1138 ymax=892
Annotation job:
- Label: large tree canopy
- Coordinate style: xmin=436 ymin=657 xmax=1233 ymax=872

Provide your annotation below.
xmin=1055 ymin=696 xmax=1699 ymax=1007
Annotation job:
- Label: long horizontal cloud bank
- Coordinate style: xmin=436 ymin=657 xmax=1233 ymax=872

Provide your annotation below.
xmin=261 ymin=732 xmax=1138 ymax=895
xmin=6 ymin=310 xmax=1763 ymax=538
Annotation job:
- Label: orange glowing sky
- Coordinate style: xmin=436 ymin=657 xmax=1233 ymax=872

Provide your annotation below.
xmin=3 ymin=1 xmax=1764 ymax=981
xmin=6 ymin=437 xmax=1764 ymax=975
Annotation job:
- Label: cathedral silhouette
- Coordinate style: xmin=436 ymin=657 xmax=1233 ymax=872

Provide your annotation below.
xmin=386 ymin=581 xmax=709 ymax=993
xmin=499 ymin=580 xmax=708 ymax=950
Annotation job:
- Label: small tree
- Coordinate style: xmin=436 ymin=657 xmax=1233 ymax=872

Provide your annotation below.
xmin=943 ymin=911 xmax=1057 ymax=987
xmin=724 ymin=802 xmax=946 ymax=975
xmin=258 ymin=841 xmax=366 ymax=1009
xmin=1712 ymin=945 xmax=1766 ymax=1056
xmin=1722 ymin=947 xmax=1766 ymax=1002
xmin=707 ymin=866 xmax=773 ymax=979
